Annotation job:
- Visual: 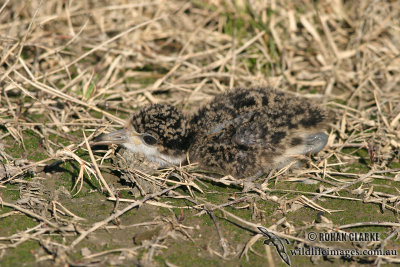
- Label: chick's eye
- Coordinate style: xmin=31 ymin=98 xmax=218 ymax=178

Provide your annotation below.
xmin=142 ymin=134 xmax=157 ymax=145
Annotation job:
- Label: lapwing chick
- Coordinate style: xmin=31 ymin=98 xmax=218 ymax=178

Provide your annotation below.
xmin=95 ymin=87 xmax=329 ymax=178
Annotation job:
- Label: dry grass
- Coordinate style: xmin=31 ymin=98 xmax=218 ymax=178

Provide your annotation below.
xmin=1 ymin=0 xmax=400 ymax=266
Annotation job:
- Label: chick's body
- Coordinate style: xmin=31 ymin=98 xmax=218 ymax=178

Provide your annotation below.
xmin=96 ymin=87 xmax=328 ymax=178
xmin=189 ymin=88 xmax=327 ymax=177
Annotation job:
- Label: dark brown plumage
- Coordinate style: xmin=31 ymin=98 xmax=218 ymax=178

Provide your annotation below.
xmin=189 ymin=87 xmax=328 ymax=177
xmin=95 ymin=87 xmax=329 ymax=178
xmin=129 ymin=104 xmax=192 ymax=158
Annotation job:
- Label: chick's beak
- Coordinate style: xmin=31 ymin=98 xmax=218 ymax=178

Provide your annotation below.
xmin=94 ymin=129 xmax=131 ymax=145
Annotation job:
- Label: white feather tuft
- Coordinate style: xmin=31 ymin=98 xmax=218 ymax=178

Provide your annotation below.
xmin=123 ymin=142 xmax=184 ymax=167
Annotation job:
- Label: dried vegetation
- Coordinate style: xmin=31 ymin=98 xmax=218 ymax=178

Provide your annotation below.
xmin=1 ymin=0 xmax=400 ymax=266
